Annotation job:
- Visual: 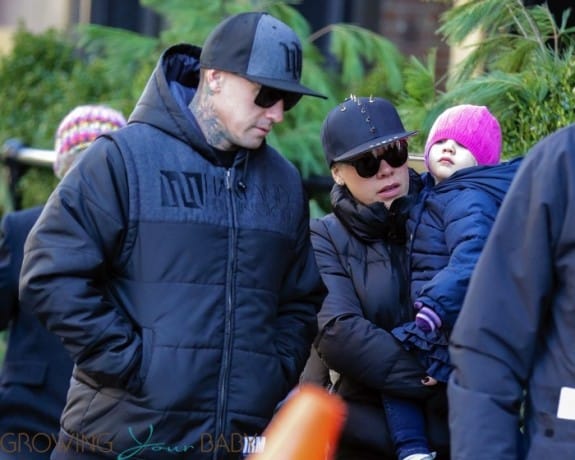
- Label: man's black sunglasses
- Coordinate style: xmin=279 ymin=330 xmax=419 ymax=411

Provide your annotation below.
xmin=254 ymin=85 xmax=302 ymax=112
xmin=343 ymin=140 xmax=409 ymax=178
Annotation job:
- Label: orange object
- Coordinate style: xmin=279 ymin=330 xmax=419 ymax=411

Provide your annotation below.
xmin=248 ymin=384 xmax=347 ymax=460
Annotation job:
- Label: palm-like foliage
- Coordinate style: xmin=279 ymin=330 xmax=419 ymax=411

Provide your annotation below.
xmin=440 ymin=0 xmax=572 ymax=81
xmin=426 ymin=0 xmax=575 ymax=157
xmin=396 ymin=51 xmax=439 ymax=152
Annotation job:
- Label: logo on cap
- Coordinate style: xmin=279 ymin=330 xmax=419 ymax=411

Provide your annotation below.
xmin=281 ymin=41 xmax=302 ymax=80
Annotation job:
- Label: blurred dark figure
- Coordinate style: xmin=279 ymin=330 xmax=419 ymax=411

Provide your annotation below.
xmin=0 ymin=105 xmax=126 ymax=460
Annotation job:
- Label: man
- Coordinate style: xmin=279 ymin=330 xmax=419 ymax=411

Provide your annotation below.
xmin=448 ymin=123 xmax=575 ymax=459
xmin=0 ymin=105 xmax=126 ymax=460
xmin=19 ymin=12 xmax=326 ymax=460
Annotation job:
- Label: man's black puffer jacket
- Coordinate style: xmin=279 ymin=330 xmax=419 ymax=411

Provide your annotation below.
xmin=308 ymin=172 xmax=450 ymax=458
xmin=19 ymin=44 xmax=325 ymax=460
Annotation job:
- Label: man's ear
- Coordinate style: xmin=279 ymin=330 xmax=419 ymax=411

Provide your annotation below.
xmin=205 ymin=69 xmax=223 ymax=93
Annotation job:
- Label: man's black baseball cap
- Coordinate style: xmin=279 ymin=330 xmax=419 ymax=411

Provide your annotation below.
xmin=200 ymin=12 xmax=326 ymax=100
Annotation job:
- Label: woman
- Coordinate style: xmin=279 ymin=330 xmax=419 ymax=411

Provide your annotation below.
xmin=301 ymin=96 xmax=450 ymax=459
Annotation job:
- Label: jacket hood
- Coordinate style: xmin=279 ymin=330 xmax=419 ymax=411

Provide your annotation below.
xmin=428 ymin=156 xmax=522 ymax=205
xmin=129 ymin=44 xmax=200 ymax=140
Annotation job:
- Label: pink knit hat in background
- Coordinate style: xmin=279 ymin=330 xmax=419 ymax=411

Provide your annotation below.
xmin=424 ymin=104 xmax=502 ymax=167
xmin=53 ymin=104 xmax=127 ymax=179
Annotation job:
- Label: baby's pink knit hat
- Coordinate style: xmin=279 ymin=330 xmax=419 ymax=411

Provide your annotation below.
xmin=54 ymin=105 xmax=127 ymax=179
xmin=424 ymin=104 xmax=502 ymax=167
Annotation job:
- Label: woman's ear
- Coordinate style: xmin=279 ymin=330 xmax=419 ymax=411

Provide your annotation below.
xmin=331 ymin=166 xmax=344 ymax=186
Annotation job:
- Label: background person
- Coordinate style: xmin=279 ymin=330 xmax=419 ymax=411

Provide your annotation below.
xmin=448 ymin=122 xmax=575 ymax=459
xmin=19 ymin=11 xmax=326 ymax=460
xmin=0 ymin=104 xmax=126 ymax=460
xmin=301 ymin=96 xmax=450 ymax=460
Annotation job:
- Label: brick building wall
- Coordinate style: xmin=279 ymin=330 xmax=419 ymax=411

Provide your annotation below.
xmin=297 ymin=0 xmax=452 ymax=81
xmin=378 ymin=0 xmax=451 ymax=82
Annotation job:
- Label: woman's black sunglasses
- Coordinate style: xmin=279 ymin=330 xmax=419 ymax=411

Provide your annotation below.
xmin=254 ymin=85 xmax=302 ymax=112
xmin=343 ymin=140 xmax=409 ymax=178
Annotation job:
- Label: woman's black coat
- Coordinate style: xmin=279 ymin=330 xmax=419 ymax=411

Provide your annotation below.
xmin=302 ymin=172 xmax=450 ymax=458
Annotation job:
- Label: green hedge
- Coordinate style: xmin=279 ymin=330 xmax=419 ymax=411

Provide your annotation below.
xmin=0 ymin=27 xmax=138 ymax=212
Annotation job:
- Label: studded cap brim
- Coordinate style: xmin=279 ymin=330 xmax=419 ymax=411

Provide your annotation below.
xmin=321 ymin=96 xmax=417 ymax=166
xmin=332 ymin=130 xmax=417 ymax=163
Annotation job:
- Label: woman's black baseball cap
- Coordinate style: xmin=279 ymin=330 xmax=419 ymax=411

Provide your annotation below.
xmin=321 ymin=96 xmax=417 ymax=166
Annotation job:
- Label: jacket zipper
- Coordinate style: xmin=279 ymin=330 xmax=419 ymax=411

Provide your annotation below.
xmin=214 ymin=168 xmax=236 ymax=459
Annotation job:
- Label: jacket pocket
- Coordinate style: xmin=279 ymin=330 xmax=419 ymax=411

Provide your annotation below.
xmin=138 ymin=326 xmax=155 ymax=386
